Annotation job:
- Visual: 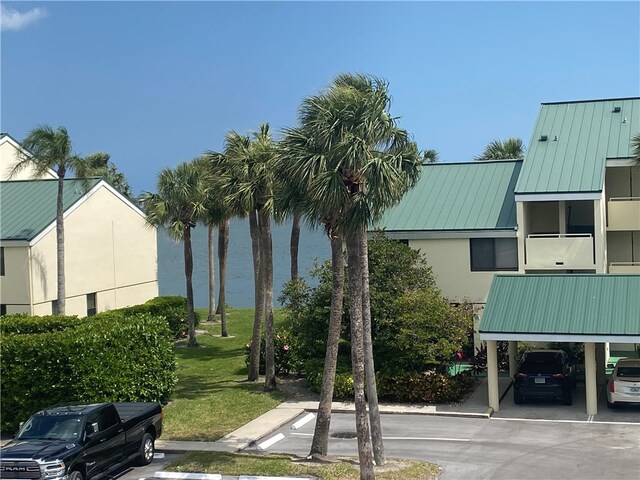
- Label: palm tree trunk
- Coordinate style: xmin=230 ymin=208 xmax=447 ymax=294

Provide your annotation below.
xmin=260 ymin=209 xmax=276 ymax=391
xmin=346 ymin=233 xmax=374 ymax=479
xmin=248 ymin=210 xmax=263 ymax=381
xmin=183 ymin=226 xmax=198 ymax=348
xmin=290 ymin=211 xmax=301 ymax=280
xmin=56 ymin=177 xmax=66 ymax=315
xmin=218 ymin=219 xmax=229 ymax=337
xmin=309 ymin=229 xmax=344 ymax=457
xmin=207 ymin=223 xmax=216 ymax=322
xmin=360 ymin=227 xmax=385 ymax=466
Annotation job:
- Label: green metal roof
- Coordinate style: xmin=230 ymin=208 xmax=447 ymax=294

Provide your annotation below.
xmin=515 ymin=97 xmax=640 ymax=195
xmin=480 ymin=274 xmax=640 ymax=341
xmin=375 ymin=160 xmax=521 ymax=232
xmin=0 ymin=179 xmax=100 ymax=241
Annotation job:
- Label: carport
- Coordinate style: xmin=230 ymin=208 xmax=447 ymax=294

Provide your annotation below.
xmin=479 ymin=274 xmax=640 ymax=415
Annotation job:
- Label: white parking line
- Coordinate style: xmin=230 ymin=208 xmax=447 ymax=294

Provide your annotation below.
xmin=491 ymin=417 xmax=591 ymax=424
xmin=239 ymin=477 xmax=309 ymax=480
xmin=154 ymin=472 xmax=222 ymax=480
xmin=291 ymin=412 xmax=315 ymax=430
xmin=290 ymin=433 xmax=469 ymax=442
xmin=258 ymin=432 xmax=286 ymax=450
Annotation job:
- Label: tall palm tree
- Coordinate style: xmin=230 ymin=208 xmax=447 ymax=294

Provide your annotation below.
xmin=82 ymin=153 xmax=134 ymax=199
xmin=11 ymin=125 xmax=106 ymax=315
xmin=475 ymin=137 xmax=525 ymax=160
xmin=194 ymin=155 xmax=231 ymax=330
xmin=278 ymin=126 xmax=346 ymax=459
xmin=281 ymin=74 xmax=421 ymax=473
xmin=214 ymin=126 xmax=278 ymax=390
xmin=141 ymin=160 xmax=210 ymax=347
xmin=217 ymin=218 xmax=230 ymax=336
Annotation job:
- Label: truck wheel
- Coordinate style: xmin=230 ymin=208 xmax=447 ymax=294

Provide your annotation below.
xmin=69 ymin=470 xmax=84 ymax=480
xmin=137 ymin=432 xmax=155 ymax=466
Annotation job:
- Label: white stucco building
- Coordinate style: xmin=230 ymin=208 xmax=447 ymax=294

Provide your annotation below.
xmin=0 ymin=134 xmax=158 ymax=317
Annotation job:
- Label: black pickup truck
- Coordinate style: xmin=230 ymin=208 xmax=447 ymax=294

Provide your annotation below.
xmin=0 ymin=403 xmax=162 ymax=480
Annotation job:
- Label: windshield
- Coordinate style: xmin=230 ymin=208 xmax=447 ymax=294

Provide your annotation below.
xmin=16 ymin=416 xmax=83 ymax=441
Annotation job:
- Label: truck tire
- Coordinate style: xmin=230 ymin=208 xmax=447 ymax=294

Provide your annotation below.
xmin=137 ymin=432 xmax=155 ymax=466
xmin=69 ymin=470 xmax=84 ymax=480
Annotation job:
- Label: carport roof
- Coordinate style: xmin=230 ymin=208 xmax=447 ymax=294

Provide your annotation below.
xmin=479 ymin=274 xmax=640 ymax=343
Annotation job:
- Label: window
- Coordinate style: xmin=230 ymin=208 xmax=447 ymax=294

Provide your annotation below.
xmin=99 ymin=405 xmax=120 ymax=430
xmin=87 ymin=293 xmax=97 ymax=317
xmin=1 ymin=247 xmax=4 ymax=276
xmin=397 ymin=239 xmax=409 ymax=246
xmin=52 ymin=300 xmax=59 ymax=315
xmin=0 ymin=305 xmax=6 ymax=316
xmin=470 ymin=238 xmax=518 ymax=271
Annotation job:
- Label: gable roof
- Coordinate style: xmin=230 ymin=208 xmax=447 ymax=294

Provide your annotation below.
xmin=0 ymin=178 xmax=101 ymax=241
xmin=480 ymin=274 xmax=640 ymax=342
xmin=515 ymin=97 xmax=640 ymax=196
xmin=375 ymin=160 xmax=521 ymax=233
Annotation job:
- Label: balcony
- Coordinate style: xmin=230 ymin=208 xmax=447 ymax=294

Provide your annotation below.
xmin=607 ymin=197 xmax=640 ymax=231
xmin=609 ymin=262 xmax=640 ymax=274
xmin=525 ymin=234 xmax=595 ymax=270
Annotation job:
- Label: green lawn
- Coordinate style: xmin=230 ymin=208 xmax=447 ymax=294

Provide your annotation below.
xmin=169 ymin=452 xmax=441 ymax=480
xmin=162 ymin=308 xmax=288 ymax=441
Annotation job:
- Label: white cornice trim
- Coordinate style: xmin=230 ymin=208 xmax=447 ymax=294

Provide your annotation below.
xmin=515 ymin=192 xmax=602 ymax=202
xmin=606 ymin=158 xmax=637 ymax=167
xmin=376 ymin=229 xmax=517 ymax=240
xmin=0 ymin=240 xmax=30 ymax=247
xmin=480 ymin=333 xmax=640 ymax=342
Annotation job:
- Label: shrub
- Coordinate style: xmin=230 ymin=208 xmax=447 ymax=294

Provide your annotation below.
xmin=245 ymin=330 xmax=297 ymax=375
xmin=103 ymin=296 xmax=198 ymax=338
xmin=303 ymin=357 xmax=354 ymax=399
xmin=0 ymin=312 xmax=176 ymax=433
xmin=0 ymin=314 xmax=81 ymax=335
xmin=378 ymin=370 xmax=477 ymax=404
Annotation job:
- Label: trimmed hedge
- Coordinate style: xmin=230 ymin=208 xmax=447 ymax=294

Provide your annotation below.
xmin=0 ymin=314 xmax=82 ymax=335
xmin=111 ymin=296 xmax=199 ymax=338
xmin=0 ymin=312 xmax=176 ymax=433
xmin=304 ymin=358 xmax=476 ymax=404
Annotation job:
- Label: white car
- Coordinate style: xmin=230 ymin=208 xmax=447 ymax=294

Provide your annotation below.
xmin=607 ymin=358 xmax=640 ymax=408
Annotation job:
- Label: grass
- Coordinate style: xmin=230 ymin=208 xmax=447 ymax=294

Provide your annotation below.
xmin=168 ymin=451 xmax=441 ymax=480
xmin=162 ymin=307 xmax=288 ymax=441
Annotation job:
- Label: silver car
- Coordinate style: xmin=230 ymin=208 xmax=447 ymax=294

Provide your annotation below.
xmin=607 ymin=358 xmax=640 ymax=408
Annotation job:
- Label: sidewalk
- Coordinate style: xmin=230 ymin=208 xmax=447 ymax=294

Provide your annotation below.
xmin=156 ymin=376 xmax=511 ymax=454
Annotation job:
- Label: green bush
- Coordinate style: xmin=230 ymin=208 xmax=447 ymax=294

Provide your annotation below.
xmin=245 ymin=330 xmax=297 ymax=375
xmin=378 ymin=370 xmax=476 ymax=404
xmin=101 ymin=296 xmax=198 ymax=338
xmin=0 ymin=312 xmax=176 ymax=433
xmin=0 ymin=314 xmax=81 ymax=335
xmin=304 ymin=357 xmax=354 ymax=399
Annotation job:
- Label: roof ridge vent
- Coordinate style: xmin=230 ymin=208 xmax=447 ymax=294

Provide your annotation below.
xmin=612 ymin=106 xmax=621 ymax=113
xmin=539 ymin=135 xmax=548 ymax=142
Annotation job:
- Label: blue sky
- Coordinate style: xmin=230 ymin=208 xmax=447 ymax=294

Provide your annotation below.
xmin=2 ymin=1 xmax=639 ymax=195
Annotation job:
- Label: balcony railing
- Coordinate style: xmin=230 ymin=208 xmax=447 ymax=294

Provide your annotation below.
xmin=525 ymin=234 xmax=595 ymax=270
xmin=607 ymin=197 xmax=640 ymax=231
xmin=609 ymin=262 xmax=640 ymax=274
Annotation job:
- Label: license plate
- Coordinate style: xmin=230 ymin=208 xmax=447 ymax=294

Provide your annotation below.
xmin=535 ymin=377 xmax=545 ymax=384
xmin=630 ymin=387 xmax=640 ymax=393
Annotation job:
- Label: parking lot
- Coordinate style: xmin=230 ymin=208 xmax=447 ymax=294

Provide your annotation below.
xmin=494 ymin=381 xmax=640 ymax=423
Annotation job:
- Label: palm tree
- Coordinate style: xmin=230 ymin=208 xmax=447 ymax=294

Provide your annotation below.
xmin=83 ymin=153 xmax=134 ymax=199
xmin=141 ymin=160 xmax=210 ymax=347
xmin=217 ymin=218 xmax=230 ymax=336
xmin=475 ymin=137 xmax=525 ymax=161
xmin=278 ymin=126 xmax=346 ymax=459
xmin=422 ymin=149 xmax=439 ymax=163
xmin=281 ymin=74 xmax=421 ymax=473
xmin=214 ymin=126 xmax=278 ymax=390
xmin=11 ymin=125 xmax=105 ymax=315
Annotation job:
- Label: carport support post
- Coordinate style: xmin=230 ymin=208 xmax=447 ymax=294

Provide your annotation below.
xmin=508 ymin=341 xmax=518 ymax=378
xmin=487 ymin=340 xmax=500 ymax=412
xmin=584 ymin=342 xmax=598 ymax=416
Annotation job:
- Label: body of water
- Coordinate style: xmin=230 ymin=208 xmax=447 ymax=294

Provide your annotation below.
xmin=157 ymin=218 xmax=330 ymax=308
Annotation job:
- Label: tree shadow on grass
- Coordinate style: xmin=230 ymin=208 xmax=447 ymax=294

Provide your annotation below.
xmin=172 ymin=375 xmax=283 ymax=400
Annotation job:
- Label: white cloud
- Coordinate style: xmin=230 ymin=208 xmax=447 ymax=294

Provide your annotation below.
xmin=1 ymin=4 xmax=46 ymax=32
